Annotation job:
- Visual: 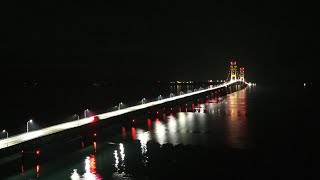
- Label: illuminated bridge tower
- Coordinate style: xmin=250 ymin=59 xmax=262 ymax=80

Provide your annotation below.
xmin=239 ymin=67 xmax=245 ymax=81
xmin=229 ymin=61 xmax=238 ymax=82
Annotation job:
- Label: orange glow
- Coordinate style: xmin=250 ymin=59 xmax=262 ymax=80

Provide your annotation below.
xmin=89 ymin=155 xmax=96 ymax=174
xmin=131 ymin=127 xmax=136 ymax=140
xmin=36 ymin=164 xmax=40 ymax=174
xmin=122 ymin=127 xmax=126 ymax=139
xmin=225 ymin=88 xmax=248 ymax=149
xmin=93 ymin=142 xmax=97 ymax=151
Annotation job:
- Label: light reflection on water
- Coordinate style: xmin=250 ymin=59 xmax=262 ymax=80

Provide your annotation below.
xmin=154 ymin=120 xmax=166 ymax=145
xmin=136 ymin=129 xmax=150 ymax=155
xmin=85 ymin=88 xmax=249 ymax=179
xmin=83 ymin=155 xmax=102 ymax=180
xmin=70 ymin=169 xmax=81 ymax=180
xmin=114 ymin=150 xmax=119 ymax=171
xmin=119 ymin=143 xmax=125 ymax=170
xmin=126 ymin=88 xmax=249 ymax=148
xmin=70 ymin=154 xmax=102 ymax=180
xmin=136 ymin=129 xmax=150 ymax=164
xmin=4 ymin=88 xmax=251 ymax=179
xmin=36 ymin=164 xmax=40 ymax=178
xmin=225 ymin=89 xmax=248 ymax=149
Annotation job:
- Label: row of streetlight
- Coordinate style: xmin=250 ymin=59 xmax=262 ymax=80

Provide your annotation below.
xmin=2 ymin=119 xmax=33 ymax=147
xmin=74 ymin=109 xmax=89 ymax=126
xmin=1 ymin=108 xmax=91 ymax=147
xmin=116 ymin=89 xmax=205 ymax=111
xmin=2 ymin=130 xmax=8 ymax=147
xmin=1 ymin=89 xmax=206 ymax=148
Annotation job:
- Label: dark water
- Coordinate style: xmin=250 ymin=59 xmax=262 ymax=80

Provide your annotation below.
xmin=0 ymin=83 xmax=316 ymax=179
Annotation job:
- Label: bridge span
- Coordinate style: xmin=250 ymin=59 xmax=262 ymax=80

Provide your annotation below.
xmin=0 ymin=80 xmax=247 ymax=150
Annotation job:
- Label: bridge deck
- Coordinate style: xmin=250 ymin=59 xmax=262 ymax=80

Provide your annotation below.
xmin=0 ymin=80 xmax=244 ymax=149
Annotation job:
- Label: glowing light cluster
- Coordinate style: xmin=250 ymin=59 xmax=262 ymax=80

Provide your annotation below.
xmin=0 ymin=80 xmax=246 ymax=149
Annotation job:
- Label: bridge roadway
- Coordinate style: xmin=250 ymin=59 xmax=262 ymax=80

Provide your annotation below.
xmin=0 ymin=80 xmax=245 ymax=149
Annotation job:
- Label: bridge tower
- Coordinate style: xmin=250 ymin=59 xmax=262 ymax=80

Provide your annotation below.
xmin=239 ymin=67 xmax=245 ymax=81
xmin=229 ymin=61 xmax=238 ymax=82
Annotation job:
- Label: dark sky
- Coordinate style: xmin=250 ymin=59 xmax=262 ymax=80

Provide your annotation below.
xmin=0 ymin=1 xmax=316 ymax=83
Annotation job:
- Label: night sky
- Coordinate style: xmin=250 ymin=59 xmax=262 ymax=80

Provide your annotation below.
xmin=0 ymin=1 xmax=316 ymax=84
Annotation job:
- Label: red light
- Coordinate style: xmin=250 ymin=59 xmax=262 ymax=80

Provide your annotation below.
xmin=94 ymin=133 xmax=97 ymax=137
xmin=36 ymin=150 xmax=40 ymax=155
xmin=147 ymin=119 xmax=151 ymax=130
xmin=122 ymin=127 xmax=126 ymax=139
xmin=156 ymin=111 xmax=158 ymax=114
xmin=132 ymin=119 xmax=135 ymax=123
xmin=21 ymin=150 xmax=24 ymax=154
xmin=131 ymin=127 xmax=136 ymax=140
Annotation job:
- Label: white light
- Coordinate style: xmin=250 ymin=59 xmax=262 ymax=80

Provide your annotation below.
xmin=114 ymin=150 xmax=119 ymax=170
xmin=70 ymin=169 xmax=81 ymax=180
xmin=136 ymin=129 xmax=150 ymax=155
xmin=119 ymin=143 xmax=125 ymax=162
xmin=0 ymin=79 xmax=246 ymax=149
xmin=155 ymin=121 xmax=166 ymax=145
